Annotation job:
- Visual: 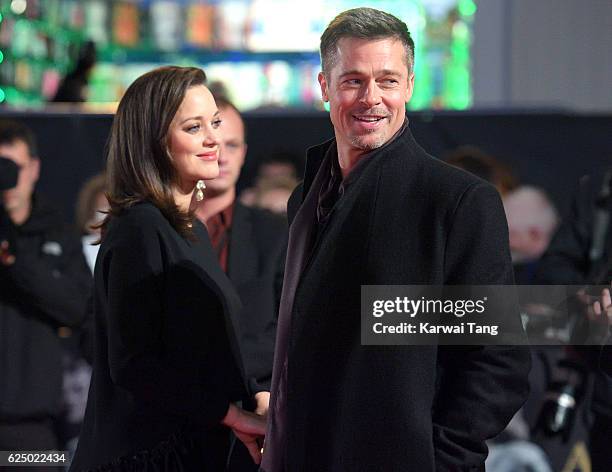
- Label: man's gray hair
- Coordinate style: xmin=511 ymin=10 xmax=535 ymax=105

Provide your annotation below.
xmin=320 ymin=7 xmax=415 ymax=76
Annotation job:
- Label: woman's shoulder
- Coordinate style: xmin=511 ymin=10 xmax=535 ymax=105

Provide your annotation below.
xmin=112 ymin=202 xmax=169 ymax=230
xmin=104 ymin=202 xmax=173 ymax=247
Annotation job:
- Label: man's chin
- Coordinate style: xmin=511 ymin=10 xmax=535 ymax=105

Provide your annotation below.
xmin=204 ymin=182 xmax=231 ymax=196
xmin=350 ymin=132 xmax=388 ymax=151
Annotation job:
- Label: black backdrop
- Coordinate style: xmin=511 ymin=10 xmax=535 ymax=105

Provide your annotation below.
xmin=1 ymin=109 xmax=611 ymax=224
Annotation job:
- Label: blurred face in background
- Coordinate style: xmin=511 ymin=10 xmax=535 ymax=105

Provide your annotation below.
xmin=0 ymin=139 xmax=39 ymax=216
xmin=205 ymin=105 xmax=247 ymax=197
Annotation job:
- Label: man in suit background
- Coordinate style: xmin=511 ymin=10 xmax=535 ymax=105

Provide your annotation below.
xmin=194 ymin=97 xmax=286 ymax=471
xmin=262 ymin=8 xmax=530 ymax=471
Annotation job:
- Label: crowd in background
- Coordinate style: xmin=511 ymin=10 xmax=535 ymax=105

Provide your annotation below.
xmin=0 ymin=97 xmax=610 ymax=471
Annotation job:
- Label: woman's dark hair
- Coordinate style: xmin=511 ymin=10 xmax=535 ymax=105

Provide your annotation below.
xmin=102 ymin=66 xmax=207 ymax=238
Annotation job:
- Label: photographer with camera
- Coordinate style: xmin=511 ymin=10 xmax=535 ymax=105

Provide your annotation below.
xmin=0 ymin=120 xmax=91 ymax=462
xmin=536 ymin=170 xmax=612 ymax=471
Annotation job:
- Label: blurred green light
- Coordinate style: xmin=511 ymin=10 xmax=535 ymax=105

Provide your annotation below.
xmin=0 ymin=89 xmax=6 ymax=103
xmin=0 ymin=13 xmax=3 ymax=23
xmin=0 ymin=51 xmax=3 ymax=64
xmin=458 ymin=0 xmax=477 ymax=17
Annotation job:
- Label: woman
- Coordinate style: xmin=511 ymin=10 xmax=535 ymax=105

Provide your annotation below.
xmin=70 ymin=66 xmax=265 ymax=471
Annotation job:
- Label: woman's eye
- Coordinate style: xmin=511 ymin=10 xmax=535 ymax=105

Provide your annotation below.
xmin=186 ymin=124 xmax=201 ymax=133
xmin=212 ymin=119 xmax=222 ymax=129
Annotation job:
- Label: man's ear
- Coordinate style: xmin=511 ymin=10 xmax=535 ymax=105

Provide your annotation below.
xmin=30 ymin=157 xmax=40 ymax=184
xmin=405 ymin=73 xmax=415 ymax=104
xmin=318 ymin=72 xmax=329 ymax=102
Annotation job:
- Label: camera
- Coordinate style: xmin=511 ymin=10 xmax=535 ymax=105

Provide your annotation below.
xmin=0 ymin=156 xmax=19 ymax=191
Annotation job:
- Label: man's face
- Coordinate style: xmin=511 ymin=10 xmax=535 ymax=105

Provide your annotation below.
xmin=205 ymin=105 xmax=247 ymax=196
xmin=319 ymin=37 xmax=414 ymax=159
xmin=0 ymin=140 xmax=39 ymax=213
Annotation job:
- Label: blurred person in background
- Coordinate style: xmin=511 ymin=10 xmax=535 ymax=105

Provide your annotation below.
xmin=535 ymin=171 xmax=612 ymax=471
xmin=444 ymin=145 xmax=518 ymax=196
xmin=239 ymin=151 xmax=300 ymax=207
xmin=51 ymin=41 xmax=97 ymax=104
xmin=592 ymin=287 xmax=612 ymax=378
xmin=503 ymin=185 xmax=560 ymax=284
xmin=57 ymin=173 xmax=108 ymax=458
xmin=256 ymin=152 xmax=300 ymax=181
xmin=0 ymin=119 xmax=91 ymax=467
xmin=70 ymin=66 xmax=265 ymax=471
xmin=251 ymin=175 xmax=299 ymax=216
xmin=194 ymin=96 xmax=287 ymax=472
xmin=75 ymin=173 xmax=108 ymax=273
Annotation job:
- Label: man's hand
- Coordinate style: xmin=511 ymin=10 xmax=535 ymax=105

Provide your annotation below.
xmin=0 ymin=240 xmax=15 ymax=266
xmin=222 ymin=403 xmax=266 ymax=464
xmin=592 ymin=285 xmax=612 ymax=335
xmin=254 ymin=391 xmax=270 ymax=417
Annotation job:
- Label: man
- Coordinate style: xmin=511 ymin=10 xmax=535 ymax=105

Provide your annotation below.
xmin=262 ymin=8 xmax=530 ymax=471
xmin=503 ymin=185 xmax=559 ymax=283
xmin=194 ymin=98 xmax=287 ymax=470
xmin=0 ymin=120 xmax=91 ymax=461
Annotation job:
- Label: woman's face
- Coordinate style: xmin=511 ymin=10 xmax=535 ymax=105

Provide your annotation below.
xmin=167 ymin=85 xmax=221 ymax=192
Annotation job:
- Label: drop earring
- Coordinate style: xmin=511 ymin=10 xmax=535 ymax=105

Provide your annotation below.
xmin=195 ymin=180 xmax=206 ymax=202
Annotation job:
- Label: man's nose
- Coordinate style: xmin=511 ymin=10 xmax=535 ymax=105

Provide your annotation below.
xmin=359 ymin=80 xmax=382 ymax=107
xmin=217 ymin=144 xmax=228 ymax=163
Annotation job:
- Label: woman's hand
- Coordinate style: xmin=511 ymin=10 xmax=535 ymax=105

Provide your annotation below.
xmin=222 ymin=403 xmax=266 ymax=464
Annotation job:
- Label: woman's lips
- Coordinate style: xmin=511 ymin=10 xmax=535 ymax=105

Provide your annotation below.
xmin=197 ymin=152 xmax=218 ymax=161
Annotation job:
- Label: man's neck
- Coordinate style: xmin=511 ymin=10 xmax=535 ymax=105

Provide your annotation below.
xmin=336 ymin=146 xmax=366 ymax=179
xmin=195 ymin=188 xmax=236 ymax=223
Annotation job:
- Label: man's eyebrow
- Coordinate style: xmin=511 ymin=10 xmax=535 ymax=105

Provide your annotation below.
xmin=338 ymin=69 xmax=402 ymax=79
xmin=338 ymin=70 xmax=362 ymax=79
xmin=179 ymin=110 xmax=220 ymax=125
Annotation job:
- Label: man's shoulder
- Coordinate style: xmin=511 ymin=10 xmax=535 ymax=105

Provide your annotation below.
xmin=386 ymin=139 xmax=493 ymax=200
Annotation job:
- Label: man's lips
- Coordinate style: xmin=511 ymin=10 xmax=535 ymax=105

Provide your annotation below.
xmin=352 ymin=114 xmax=388 ymax=123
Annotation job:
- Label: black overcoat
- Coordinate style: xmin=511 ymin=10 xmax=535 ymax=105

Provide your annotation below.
xmin=280 ymin=127 xmax=531 ymax=471
xmin=70 ymin=203 xmax=246 ymax=471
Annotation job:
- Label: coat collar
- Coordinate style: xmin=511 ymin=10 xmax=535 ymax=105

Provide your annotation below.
xmin=302 ymin=120 xmax=415 ymax=200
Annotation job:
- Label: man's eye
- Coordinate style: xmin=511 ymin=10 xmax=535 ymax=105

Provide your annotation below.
xmin=345 ymin=79 xmax=361 ymax=86
xmin=212 ymin=119 xmax=222 ymax=129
